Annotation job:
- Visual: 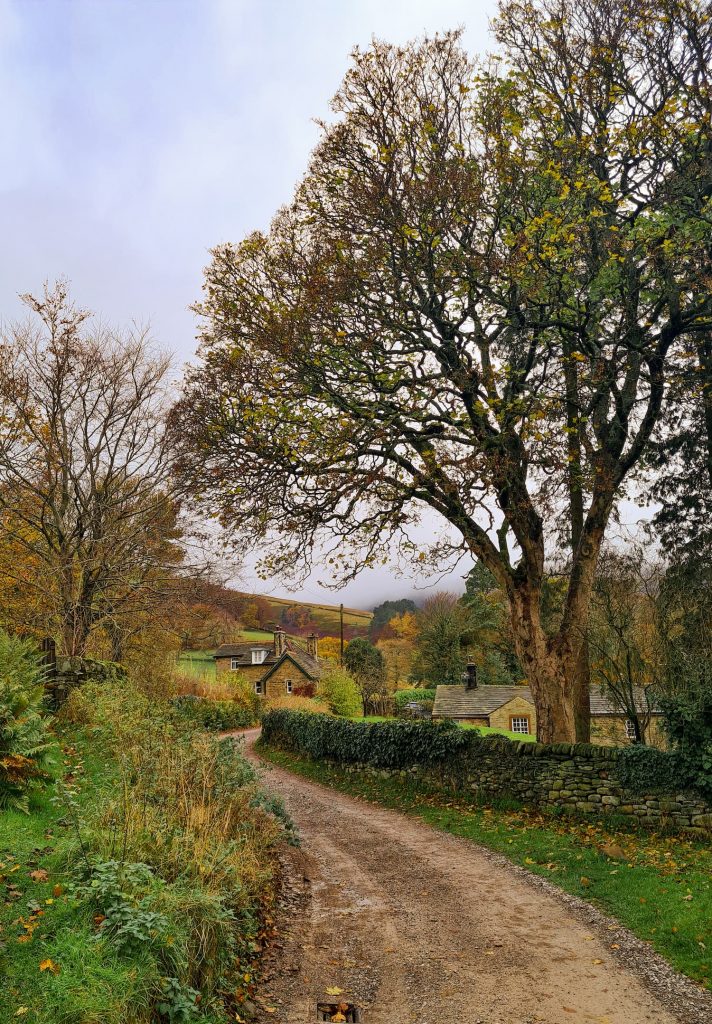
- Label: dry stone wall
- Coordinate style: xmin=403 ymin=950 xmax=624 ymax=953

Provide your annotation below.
xmin=262 ymin=710 xmax=712 ymax=835
xmin=353 ymin=741 xmax=712 ymax=834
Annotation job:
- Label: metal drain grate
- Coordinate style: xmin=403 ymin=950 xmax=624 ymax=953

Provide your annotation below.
xmin=316 ymin=1001 xmax=361 ymax=1022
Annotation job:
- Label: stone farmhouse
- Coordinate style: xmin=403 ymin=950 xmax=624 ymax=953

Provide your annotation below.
xmin=432 ymin=681 xmax=665 ymax=746
xmin=214 ymin=628 xmax=322 ymax=699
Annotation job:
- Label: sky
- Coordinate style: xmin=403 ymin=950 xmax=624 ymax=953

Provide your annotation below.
xmin=0 ymin=0 xmax=498 ymax=609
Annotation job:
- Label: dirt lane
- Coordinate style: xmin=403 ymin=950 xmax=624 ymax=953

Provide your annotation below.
xmin=241 ymin=732 xmax=709 ymax=1024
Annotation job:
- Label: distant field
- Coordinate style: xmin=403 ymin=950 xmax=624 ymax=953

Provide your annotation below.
xmin=237 ymin=592 xmax=372 ymax=636
xmin=175 ymin=649 xmax=216 ymax=680
xmin=238 ymin=629 xmax=273 ymax=642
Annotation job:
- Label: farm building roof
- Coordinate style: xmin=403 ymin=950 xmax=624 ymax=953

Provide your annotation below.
xmin=213 ymin=642 xmax=278 ymax=667
xmin=432 ymin=684 xmax=660 ymax=719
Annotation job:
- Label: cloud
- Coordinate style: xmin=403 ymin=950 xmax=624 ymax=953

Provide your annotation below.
xmin=0 ymin=0 xmax=496 ymax=604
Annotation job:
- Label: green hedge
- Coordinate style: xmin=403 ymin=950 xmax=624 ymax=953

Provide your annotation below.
xmin=261 ymin=708 xmax=480 ymax=768
xmin=262 ymin=709 xmax=711 ymax=803
xmin=615 ymin=743 xmax=708 ymax=798
xmin=172 ymin=696 xmax=258 ymax=731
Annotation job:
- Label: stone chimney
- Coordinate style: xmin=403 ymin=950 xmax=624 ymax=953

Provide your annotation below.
xmin=306 ymin=632 xmax=318 ymax=659
xmin=465 ymin=662 xmax=478 ymax=690
xmin=274 ymin=628 xmax=286 ymax=657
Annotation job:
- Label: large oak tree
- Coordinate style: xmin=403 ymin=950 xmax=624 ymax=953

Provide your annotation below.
xmin=173 ymin=0 xmax=712 ymax=741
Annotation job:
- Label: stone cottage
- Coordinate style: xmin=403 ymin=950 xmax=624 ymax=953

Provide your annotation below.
xmin=431 ymin=681 xmax=665 ymax=746
xmin=213 ymin=628 xmax=322 ymax=699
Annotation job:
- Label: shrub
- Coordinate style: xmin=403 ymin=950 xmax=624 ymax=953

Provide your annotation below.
xmin=394 ymin=688 xmax=436 ymax=707
xmin=0 ymin=629 xmax=55 ymax=811
xmin=171 ymin=695 xmax=258 ymax=731
xmin=317 ymin=667 xmax=361 ymax=717
xmin=659 ymin=686 xmax=712 ymax=799
xmin=262 ymin=708 xmax=468 ymax=768
xmin=293 ymin=681 xmax=316 ymax=698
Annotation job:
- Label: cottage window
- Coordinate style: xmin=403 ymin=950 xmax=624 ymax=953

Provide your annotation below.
xmin=230 ymin=656 xmax=240 ymax=671
xmin=252 ymin=650 xmax=267 ymax=665
xmin=286 ymin=679 xmax=293 ymax=694
xmin=625 ymin=719 xmax=638 ymax=741
xmin=510 ymin=716 xmax=530 ymax=735
xmin=254 ymin=680 xmax=263 ymax=695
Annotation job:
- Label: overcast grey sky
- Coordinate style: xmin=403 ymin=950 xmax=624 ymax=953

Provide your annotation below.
xmin=0 ymin=0 xmax=497 ymax=609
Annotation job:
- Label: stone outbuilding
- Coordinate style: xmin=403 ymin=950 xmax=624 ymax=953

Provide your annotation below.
xmin=431 ymin=682 xmax=665 ymax=746
xmin=214 ymin=629 xmax=322 ymax=699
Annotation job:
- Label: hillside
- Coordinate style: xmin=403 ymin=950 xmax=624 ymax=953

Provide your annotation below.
xmin=235 ymin=589 xmax=372 ymax=634
xmin=235 ymin=591 xmax=372 ymax=636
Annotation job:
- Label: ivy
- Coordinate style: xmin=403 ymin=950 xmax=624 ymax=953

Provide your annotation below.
xmin=263 ymin=709 xmax=482 ymax=769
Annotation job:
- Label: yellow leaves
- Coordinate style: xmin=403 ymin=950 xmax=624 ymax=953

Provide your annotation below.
xmin=39 ymin=958 xmax=60 ymax=974
xmin=14 ymin=1009 xmax=29 ymax=1017
xmin=325 ymin=987 xmax=344 ymax=996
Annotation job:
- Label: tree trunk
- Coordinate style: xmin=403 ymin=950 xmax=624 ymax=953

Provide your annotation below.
xmin=564 ymin=349 xmax=591 ymax=743
xmin=572 ymin=638 xmax=591 ymax=743
xmin=508 ymin=585 xmax=578 ymax=743
xmin=60 ymin=605 xmax=92 ymax=658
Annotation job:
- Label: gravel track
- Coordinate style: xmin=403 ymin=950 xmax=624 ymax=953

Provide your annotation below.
xmin=240 ymin=731 xmax=712 ymax=1024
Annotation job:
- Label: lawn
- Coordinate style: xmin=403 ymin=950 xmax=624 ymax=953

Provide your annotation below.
xmin=352 ymin=714 xmax=536 ymax=742
xmin=258 ymin=743 xmax=712 ymax=992
xmin=460 ymin=722 xmax=537 ymax=742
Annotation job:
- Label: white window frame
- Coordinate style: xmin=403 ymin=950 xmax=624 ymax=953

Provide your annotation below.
xmin=625 ymin=719 xmax=638 ymax=741
xmin=286 ymin=679 xmax=293 ymax=694
xmin=251 ymin=649 xmax=267 ymax=665
xmin=230 ymin=656 xmax=240 ymax=671
xmin=510 ymin=716 xmax=530 ymax=735
xmin=254 ymin=680 xmax=263 ymax=695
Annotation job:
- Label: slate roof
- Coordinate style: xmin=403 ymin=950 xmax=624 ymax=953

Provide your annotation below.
xmin=213 ymin=641 xmax=322 ymax=681
xmin=432 ymin=684 xmax=660 ymax=719
xmin=213 ymin=643 xmax=278 ymax=668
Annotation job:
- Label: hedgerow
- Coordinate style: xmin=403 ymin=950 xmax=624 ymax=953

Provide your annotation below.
xmin=262 ymin=709 xmax=712 ymax=807
xmin=614 ymin=744 xmax=689 ymax=794
xmin=261 ymin=708 xmax=471 ymax=768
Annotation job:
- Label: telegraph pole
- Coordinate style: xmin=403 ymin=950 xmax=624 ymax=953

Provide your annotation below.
xmin=339 ymin=602 xmax=344 ymax=666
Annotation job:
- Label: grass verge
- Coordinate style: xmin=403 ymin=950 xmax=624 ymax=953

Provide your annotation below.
xmin=257 ymin=741 xmax=712 ymax=991
xmin=0 ymin=688 xmax=286 ymax=1024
